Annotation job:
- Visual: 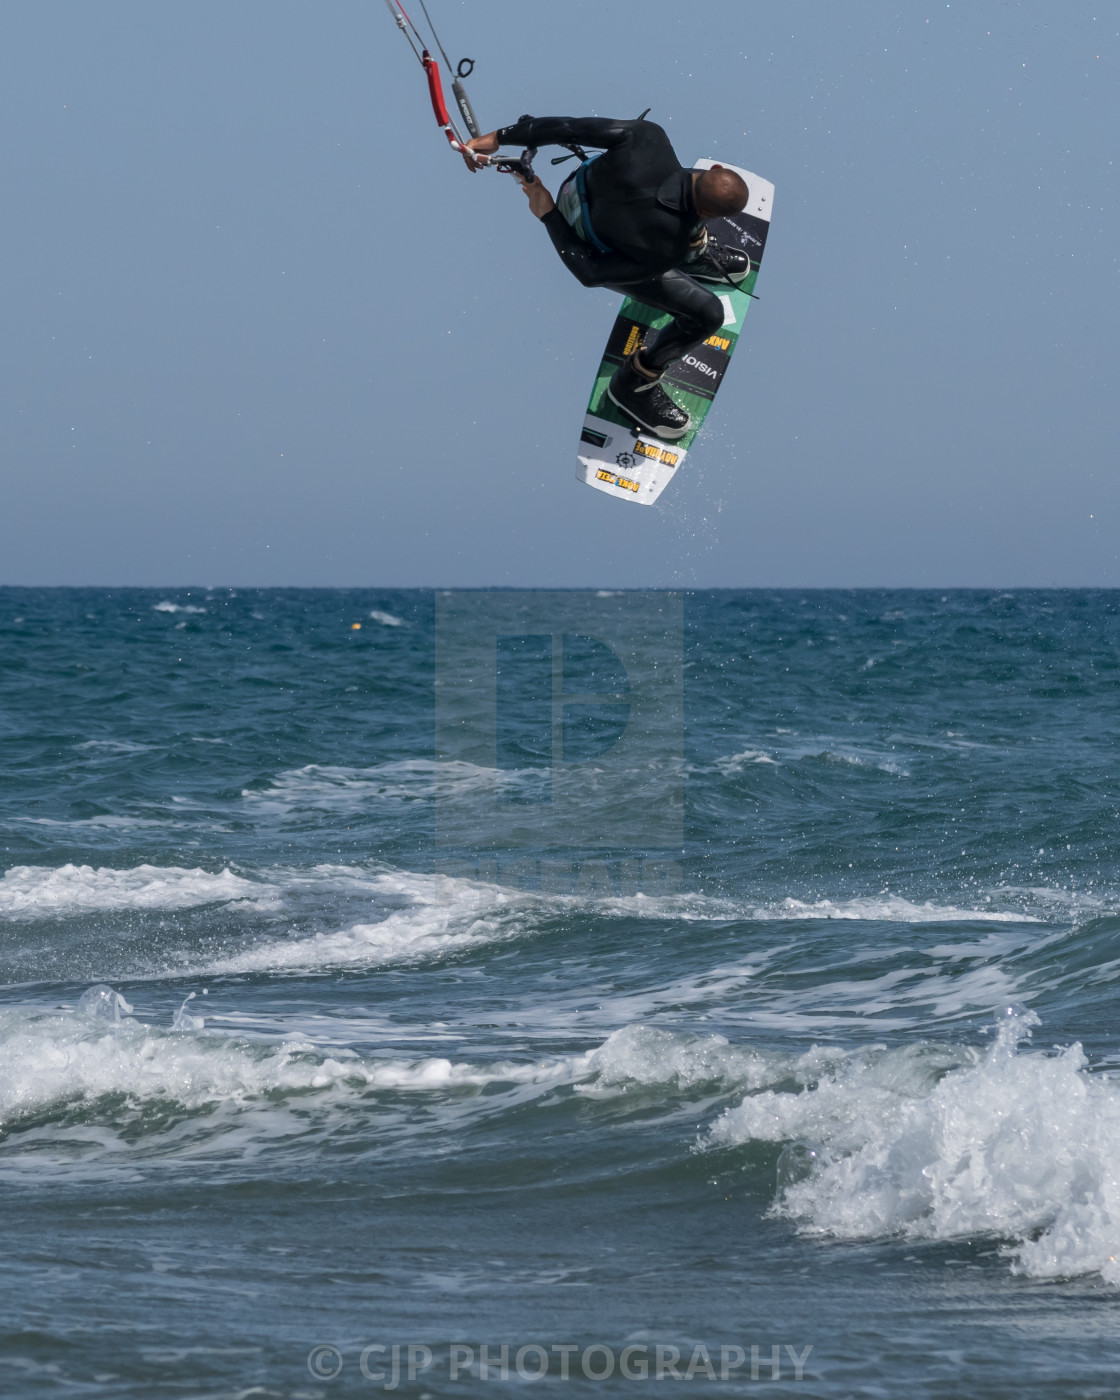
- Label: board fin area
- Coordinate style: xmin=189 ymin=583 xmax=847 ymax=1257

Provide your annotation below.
xmin=576 ymin=160 xmax=773 ymax=505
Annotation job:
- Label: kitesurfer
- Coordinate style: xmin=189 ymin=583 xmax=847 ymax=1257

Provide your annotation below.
xmin=466 ymin=115 xmax=750 ymax=439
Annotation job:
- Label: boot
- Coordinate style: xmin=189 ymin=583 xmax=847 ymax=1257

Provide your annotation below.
xmin=685 ymin=228 xmax=752 ymax=284
xmin=606 ymin=352 xmax=691 ymax=440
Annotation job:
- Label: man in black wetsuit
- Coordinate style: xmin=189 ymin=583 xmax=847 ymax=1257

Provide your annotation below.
xmin=467 ymin=115 xmax=750 ymax=440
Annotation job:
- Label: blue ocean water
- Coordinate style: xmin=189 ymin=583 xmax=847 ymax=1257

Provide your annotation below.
xmin=2 ymin=587 xmax=1120 ymax=1398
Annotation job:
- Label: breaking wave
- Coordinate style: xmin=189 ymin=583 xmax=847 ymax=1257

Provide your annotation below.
xmin=703 ymin=1011 xmax=1120 ymax=1283
xmin=0 ymin=864 xmax=276 ymax=920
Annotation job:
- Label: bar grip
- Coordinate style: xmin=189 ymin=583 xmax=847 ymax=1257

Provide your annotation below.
xmin=422 ymin=53 xmax=451 ymax=128
xmin=452 ymin=79 xmax=480 ymax=139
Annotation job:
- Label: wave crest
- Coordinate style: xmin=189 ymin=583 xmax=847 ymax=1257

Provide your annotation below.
xmin=704 ymin=1011 xmax=1120 ymax=1282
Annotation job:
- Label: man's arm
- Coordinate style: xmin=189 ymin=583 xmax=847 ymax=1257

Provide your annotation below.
xmin=465 ymin=116 xmax=635 ymax=168
xmin=495 ymin=115 xmax=636 ymax=150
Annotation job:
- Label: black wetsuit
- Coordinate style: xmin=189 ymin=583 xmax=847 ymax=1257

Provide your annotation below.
xmin=495 ymin=115 xmax=725 ymax=372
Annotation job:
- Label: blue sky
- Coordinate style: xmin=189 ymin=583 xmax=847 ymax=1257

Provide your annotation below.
xmin=0 ymin=1 xmax=1116 ymax=586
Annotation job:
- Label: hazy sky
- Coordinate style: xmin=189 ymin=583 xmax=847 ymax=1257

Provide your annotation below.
xmin=0 ymin=1 xmax=1116 ymax=586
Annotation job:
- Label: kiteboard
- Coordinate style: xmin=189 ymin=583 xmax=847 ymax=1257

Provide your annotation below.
xmin=576 ymin=159 xmax=773 ymax=505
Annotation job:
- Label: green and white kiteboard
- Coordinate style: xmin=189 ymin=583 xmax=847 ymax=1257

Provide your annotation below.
xmin=576 ymin=159 xmax=773 ymax=505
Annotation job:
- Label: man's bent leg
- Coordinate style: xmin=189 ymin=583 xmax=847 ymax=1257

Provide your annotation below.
xmin=603 ymin=271 xmax=725 ymax=439
xmin=606 ymin=270 xmax=725 ymax=373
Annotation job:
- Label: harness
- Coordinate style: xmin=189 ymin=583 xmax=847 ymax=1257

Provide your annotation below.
xmin=557 ymin=153 xmax=612 ymax=252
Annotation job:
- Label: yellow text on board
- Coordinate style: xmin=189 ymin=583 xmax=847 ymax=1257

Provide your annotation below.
xmin=595 ymin=469 xmax=640 ymax=493
xmin=633 ymin=441 xmax=680 ymax=467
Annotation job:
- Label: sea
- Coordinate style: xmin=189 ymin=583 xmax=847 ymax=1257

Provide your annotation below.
xmin=2 ymin=586 xmax=1119 ymax=1399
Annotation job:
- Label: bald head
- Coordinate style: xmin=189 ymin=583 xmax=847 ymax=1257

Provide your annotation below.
xmin=694 ymin=165 xmax=749 ymax=219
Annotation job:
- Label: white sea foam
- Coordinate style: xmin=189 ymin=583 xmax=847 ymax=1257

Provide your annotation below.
xmin=0 ymin=864 xmax=276 ymax=920
xmin=715 ymin=749 xmax=780 ymax=773
xmin=767 ymin=894 xmax=1037 ymax=924
xmin=714 ymin=735 xmax=911 ymax=776
xmin=0 ymin=1003 xmax=343 ymax=1126
xmin=995 ymin=885 xmax=1119 ymax=919
xmin=200 ymin=868 xmax=532 ymax=974
xmin=583 ymin=1025 xmax=793 ymax=1093
xmin=188 ymin=865 xmax=759 ymax=977
xmin=242 ymin=760 xmax=543 ymax=813
xmin=814 ymin=750 xmax=910 ymax=776
xmin=0 ymin=992 xmax=586 ymax=1156
xmin=222 ymin=859 xmax=1042 ymax=934
xmin=369 ymin=610 xmax=405 ymax=627
xmin=576 ymin=889 xmax=1039 ymax=929
xmin=204 ymin=911 xmax=499 ymax=975
xmin=703 ymin=1011 xmax=1120 ymax=1283
xmin=13 ymin=994 xmax=1120 ymax=1281
xmin=778 ymin=741 xmax=910 ymax=776
xmin=500 ymin=886 xmax=1043 ymax=931
xmin=74 ymin=739 xmax=154 ymax=755
xmin=152 ymin=601 xmax=206 ymax=614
